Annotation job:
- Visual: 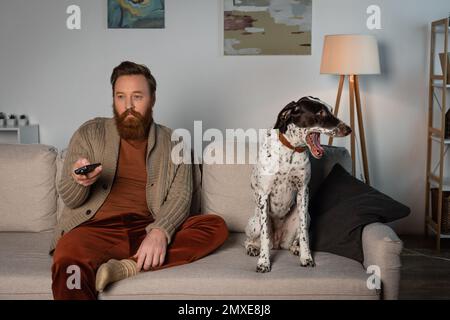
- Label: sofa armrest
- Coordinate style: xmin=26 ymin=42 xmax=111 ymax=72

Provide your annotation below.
xmin=362 ymin=222 xmax=403 ymax=300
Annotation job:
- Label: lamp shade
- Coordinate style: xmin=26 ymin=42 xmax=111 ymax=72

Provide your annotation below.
xmin=320 ymin=34 xmax=380 ymax=75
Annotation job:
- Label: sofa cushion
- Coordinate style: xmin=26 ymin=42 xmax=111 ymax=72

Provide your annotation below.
xmin=310 ymin=164 xmax=410 ymax=263
xmin=0 ymin=144 xmax=57 ymax=232
xmin=55 ymin=149 xmax=67 ymax=222
xmin=0 ymin=232 xmax=53 ymax=299
xmin=190 ymin=152 xmax=202 ymax=215
xmin=0 ymin=231 xmax=379 ymax=300
xmin=201 ymin=141 xmax=256 ymax=232
xmin=100 ymin=233 xmax=379 ymax=300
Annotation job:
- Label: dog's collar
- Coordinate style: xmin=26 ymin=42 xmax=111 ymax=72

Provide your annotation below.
xmin=278 ymin=132 xmax=307 ymax=153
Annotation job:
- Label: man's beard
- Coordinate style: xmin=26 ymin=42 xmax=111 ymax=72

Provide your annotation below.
xmin=113 ymin=104 xmax=153 ymax=140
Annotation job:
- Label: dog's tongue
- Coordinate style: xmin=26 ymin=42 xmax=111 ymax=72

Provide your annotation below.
xmin=308 ymin=132 xmax=324 ymax=158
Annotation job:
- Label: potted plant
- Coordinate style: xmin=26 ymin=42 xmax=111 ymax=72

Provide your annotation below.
xmin=7 ymin=114 xmax=17 ymax=127
xmin=0 ymin=112 xmax=5 ymax=127
xmin=18 ymin=114 xmax=29 ymax=126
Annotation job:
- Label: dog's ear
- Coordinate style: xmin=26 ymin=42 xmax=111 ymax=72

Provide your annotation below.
xmin=274 ymin=101 xmax=298 ymax=133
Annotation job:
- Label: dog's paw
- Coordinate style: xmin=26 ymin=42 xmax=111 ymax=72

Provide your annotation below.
xmin=245 ymin=245 xmax=260 ymax=257
xmin=289 ymin=245 xmax=300 ymax=256
xmin=300 ymin=256 xmax=316 ymax=267
xmin=256 ymin=263 xmax=271 ymax=273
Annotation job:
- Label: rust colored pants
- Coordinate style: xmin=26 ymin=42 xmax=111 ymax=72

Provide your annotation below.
xmin=51 ymin=213 xmax=228 ymax=300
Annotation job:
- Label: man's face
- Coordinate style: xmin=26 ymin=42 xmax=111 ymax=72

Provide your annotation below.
xmin=113 ymin=74 xmax=154 ymax=140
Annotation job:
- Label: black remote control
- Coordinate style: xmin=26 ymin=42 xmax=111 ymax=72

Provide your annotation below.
xmin=74 ymin=163 xmax=102 ymax=175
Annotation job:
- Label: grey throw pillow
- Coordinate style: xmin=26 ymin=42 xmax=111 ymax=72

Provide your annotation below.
xmin=310 ymin=164 xmax=410 ymax=262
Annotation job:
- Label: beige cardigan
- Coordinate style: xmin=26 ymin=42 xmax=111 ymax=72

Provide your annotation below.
xmin=49 ymin=118 xmax=193 ymax=253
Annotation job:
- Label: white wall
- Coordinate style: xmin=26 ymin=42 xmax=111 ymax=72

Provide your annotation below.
xmin=1 ymin=0 xmax=450 ymax=234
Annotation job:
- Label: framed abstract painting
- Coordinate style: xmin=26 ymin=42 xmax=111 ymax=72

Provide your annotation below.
xmin=108 ymin=0 xmax=165 ymax=29
xmin=224 ymin=0 xmax=312 ymax=55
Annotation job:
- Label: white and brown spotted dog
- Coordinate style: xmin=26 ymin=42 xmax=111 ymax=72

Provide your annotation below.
xmin=245 ymin=96 xmax=352 ymax=272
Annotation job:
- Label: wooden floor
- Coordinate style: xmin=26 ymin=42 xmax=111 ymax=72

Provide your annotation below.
xmin=399 ymin=235 xmax=450 ymax=299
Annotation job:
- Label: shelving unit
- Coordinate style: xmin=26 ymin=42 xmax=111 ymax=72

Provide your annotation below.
xmin=432 ymin=83 xmax=450 ymax=89
xmin=425 ymin=18 xmax=449 ymax=252
xmin=0 ymin=124 xmax=39 ymax=144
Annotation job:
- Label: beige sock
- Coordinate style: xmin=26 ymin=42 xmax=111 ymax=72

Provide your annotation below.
xmin=95 ymin=259 xmax=138 ymax=292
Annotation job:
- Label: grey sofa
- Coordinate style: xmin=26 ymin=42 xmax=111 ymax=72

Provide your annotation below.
xmin=0 ymin=142 xmax=403 ymax=299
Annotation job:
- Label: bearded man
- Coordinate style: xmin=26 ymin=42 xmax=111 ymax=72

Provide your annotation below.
xmin=50 ymin=61 xmax=228 ymax=300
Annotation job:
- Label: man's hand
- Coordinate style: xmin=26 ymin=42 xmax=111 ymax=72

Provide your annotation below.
xmin=71 ymin=158 xmax=103 ymax=187
xmin=133 ymin=228 xmax=167 ymax=272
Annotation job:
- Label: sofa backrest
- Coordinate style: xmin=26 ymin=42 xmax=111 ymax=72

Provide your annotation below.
xmin=55 ymin=149 xmax=66 ymax=222
xmin=0 ymin=144 xmax=58 ymax=232
xmin=201 ymin=141 xmax=352 ymax=233
xmin=0 ymin=142 xmax=350 ymax=234
xmin=0 ymin=143 xmax=198 ymax=231
xmin=309 ymin=145 xmax=352 ymax=196
xmin=201 ymin=141 xmax=256 ymax=233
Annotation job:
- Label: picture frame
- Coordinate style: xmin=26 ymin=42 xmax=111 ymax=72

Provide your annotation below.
xmin=223 ymin=0 xmax=312 ymax=56
xmin=107 ymin=0 xmax=165 ymax=29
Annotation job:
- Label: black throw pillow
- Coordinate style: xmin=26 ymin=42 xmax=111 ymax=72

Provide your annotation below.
xmin=310 ymin=164 xmax=410 ymax=263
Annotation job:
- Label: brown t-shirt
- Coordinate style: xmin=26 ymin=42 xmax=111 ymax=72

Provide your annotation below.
xmin=93 ymin=138 xmax=154 ymax=222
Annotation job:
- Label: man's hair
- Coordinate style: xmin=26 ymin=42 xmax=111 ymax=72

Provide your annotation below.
xmin=110 ymin=61 xmax=157 ymax=96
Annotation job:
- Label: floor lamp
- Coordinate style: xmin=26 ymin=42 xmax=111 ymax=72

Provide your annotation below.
xmin=320 ymin=34 xmax=380 ymax=185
